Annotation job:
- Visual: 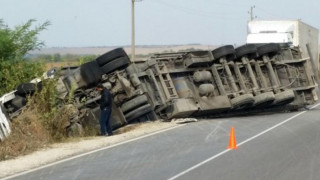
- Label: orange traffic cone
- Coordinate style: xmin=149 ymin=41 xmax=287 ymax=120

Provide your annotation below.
xmin=228 ymin=127 xmax=238 ymax=149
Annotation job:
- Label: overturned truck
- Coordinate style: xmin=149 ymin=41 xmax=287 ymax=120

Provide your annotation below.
xmin=0 ymin=43 xmax=318 ymax=140
xmin=120 ymin=43 xmax=318 ymax=119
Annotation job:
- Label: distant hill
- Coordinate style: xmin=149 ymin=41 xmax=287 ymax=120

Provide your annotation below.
xmin=30 ymin=45 xmax=218 ymax=56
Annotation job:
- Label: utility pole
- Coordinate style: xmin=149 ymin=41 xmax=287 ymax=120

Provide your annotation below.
xmin=131 ymin=0 xmax=135 ymax=62
xmin=249 ymin=5 xmax=255 ymax=21
xmin=131 ymin=0 xmax=143 ymax=62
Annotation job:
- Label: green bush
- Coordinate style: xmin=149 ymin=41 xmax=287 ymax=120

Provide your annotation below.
xmin=0 ymin=60 xmax=44 ymax=95
xmin=0 ymin=19 xmax=50 ymax=96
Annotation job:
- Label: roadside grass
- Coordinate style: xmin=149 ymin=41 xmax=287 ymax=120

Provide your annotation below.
xmin=0 ymin=72 xmax=99 ymax=161
xmin=0 ymin=77 xmax=68 ymax=161
xmin=0 ymin=110 xmax=51 ymax=160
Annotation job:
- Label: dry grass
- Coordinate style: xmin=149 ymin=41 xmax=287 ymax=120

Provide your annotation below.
xmin=0 ymin=110 xmax=51 ymax=161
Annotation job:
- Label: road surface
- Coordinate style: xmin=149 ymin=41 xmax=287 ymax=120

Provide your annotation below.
xmin=5 ymin=103 xmax=320 ymax=180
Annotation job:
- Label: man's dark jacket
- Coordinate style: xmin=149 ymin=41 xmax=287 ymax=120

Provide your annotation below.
xmin=100 ymin=88 xmax=112 ymax=110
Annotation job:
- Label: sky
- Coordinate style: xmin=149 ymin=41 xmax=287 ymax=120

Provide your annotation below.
xmin=0 ymin=0 xmax=319 ymax=47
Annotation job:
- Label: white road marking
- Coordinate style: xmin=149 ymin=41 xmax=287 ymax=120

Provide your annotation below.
xmin=168 ymin=103 xmax=320 ymax=180
xmin=3 ymin=124 xmax=185 ymax=180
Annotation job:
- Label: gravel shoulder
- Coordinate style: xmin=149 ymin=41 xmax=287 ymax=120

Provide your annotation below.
xmin=0 ymin=121 xmax=180 ymax=178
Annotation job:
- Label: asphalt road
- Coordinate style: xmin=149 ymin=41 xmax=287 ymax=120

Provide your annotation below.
xmin=5 ymin=103 xmax=320 ymax=180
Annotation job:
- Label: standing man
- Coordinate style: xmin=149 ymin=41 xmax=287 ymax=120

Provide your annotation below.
xmin=97 ymin=83 xmax=113 ymax=136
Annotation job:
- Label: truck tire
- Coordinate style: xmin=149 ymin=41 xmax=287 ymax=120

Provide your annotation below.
xmin=235 ymin=44 xmax=258 ymax=59
xmin=89 ymin=61 xmax=102 ymax=82
xmin=121 ymin=95 xmax=148 ymax=113
xmin=231 ymin=94 xmax=255 ymax=109
xmin=100 ymin=56 xmax=130 ymax=75
xmin=257 ymin=43 xmax=281 ymax=56
xmin=273 ymin=90 xmax=295 ymax=105
xmin=96 ymin=48 xmax=128 ymax=67
xmin=212 ymin=45 xmax=236 ymax=61
xmin=253 ymin=92 xmax=275 ymax=107
xmin=124 ymin=104 xmax=152 ymax=123
xmin=17 ymin=82 xmax=41 ymax=95
xmin=37 ymin=82 xmax=43 ymax=92
xmin=80 ymin=61 xmax=102 ymax=87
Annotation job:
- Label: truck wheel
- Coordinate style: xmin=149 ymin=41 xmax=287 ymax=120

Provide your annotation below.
xmin=235 ymin=44 xmax=258 ymax=59
xmin=16 ymin=83 xmax=41 ymax=95
xmin=253 ymin=92 xmax=275 ymax=107
xmin=121 ymin=95 xmax=148 ymax=113
xmin=273 ymin=90 xmax=295 ymax=105
xmin=231 ymin=94 xmax=255 ymax=109
xmin=100 ymin=56 xmax=130 ymax=75
xmin=80 ymin=61 xmax=102 ymax=87
xmin=124 ymin=104 xmax=152 ymax=123
xmin=257 ymin=43 xmax=281 ymax=57
xmin=96 ymin=48 xmax=128 ymax=67
xmin=212 ymin=45 xmax=236 ymax=61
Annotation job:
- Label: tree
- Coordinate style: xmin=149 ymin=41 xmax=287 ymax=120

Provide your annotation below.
xmin=0 ymin=19 xmax=50 ymax=96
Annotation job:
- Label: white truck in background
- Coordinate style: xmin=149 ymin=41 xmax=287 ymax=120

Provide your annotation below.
xmin=247 ymin=20 xmax=319 ymax=70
